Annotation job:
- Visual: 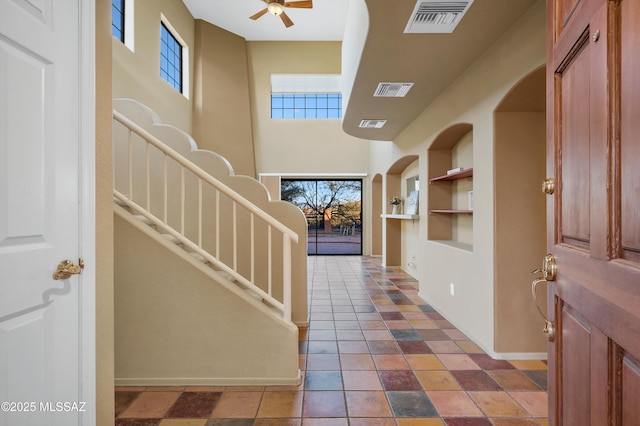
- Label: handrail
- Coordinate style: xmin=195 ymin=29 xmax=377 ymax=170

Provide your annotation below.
xmin=113 ymin=111 xmax=298 ymax=242
xmin=112 ymin=110 xmax=297 ymax=323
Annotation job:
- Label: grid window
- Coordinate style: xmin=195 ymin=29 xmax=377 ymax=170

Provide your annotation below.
xmin=160 ymin=22 xmax=183 ymax=93
xmin=271 ymin=94 xmax=342 ymax=119
xmin=112 ymin=0 xmax=125 ymax=42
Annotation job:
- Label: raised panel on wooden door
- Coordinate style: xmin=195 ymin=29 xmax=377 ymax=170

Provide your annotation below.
xmin=621 ymin=353 xmax=640 ymax=422
xmin=558 ymin=0 xmax=581 ymax=31
xmin=559 ymin=304 xmax=591 ymax=424
xmin=557 ymin=34 xmax=591 ymax=249
xmin=620 ymin=0 xmax=640 ymax=263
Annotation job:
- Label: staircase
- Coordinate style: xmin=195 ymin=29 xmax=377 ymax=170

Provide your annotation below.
xmin=112 ymin=99 xmax=307 ymax=386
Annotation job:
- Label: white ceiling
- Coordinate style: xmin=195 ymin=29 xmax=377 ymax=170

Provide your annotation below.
xmin=182 ymin=0 xmax=351 ymax=41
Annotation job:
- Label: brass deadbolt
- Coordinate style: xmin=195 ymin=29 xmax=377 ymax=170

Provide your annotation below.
xmin=542 ymin=178 xmax=555 ymax=195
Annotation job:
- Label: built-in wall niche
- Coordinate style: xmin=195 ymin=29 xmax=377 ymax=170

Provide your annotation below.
xmin=405 ymin=175 xmax=419 ymax=216
xmin=427 ymin=123 xmax=473 ymax=250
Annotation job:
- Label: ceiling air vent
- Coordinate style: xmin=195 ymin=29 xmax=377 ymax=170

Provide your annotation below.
xmin=404 ymin=0 xmax=474 ymax=34
xmin=374 ymin=82 xmax=414 ymax=98
xmin=359 ymin=120 xmax=387 ymax=129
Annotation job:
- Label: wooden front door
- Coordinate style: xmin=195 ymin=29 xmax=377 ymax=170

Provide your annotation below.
xmin=546 ymin=0 xmax=640 ymax=423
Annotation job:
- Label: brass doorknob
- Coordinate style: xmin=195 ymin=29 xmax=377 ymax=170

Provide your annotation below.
xmin=53 ymin=259 xmax=84 ymax=280
xmin=541 ymin=178 xmax=555 ymax=195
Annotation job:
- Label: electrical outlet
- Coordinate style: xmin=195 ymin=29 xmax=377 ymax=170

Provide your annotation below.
xmin=407 ymin=256 xmax=416 ymax=269
xmin=449 ymin=283 xmax=455 ymax=296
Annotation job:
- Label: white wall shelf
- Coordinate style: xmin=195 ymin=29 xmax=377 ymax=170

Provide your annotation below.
xmin=429 ymin=210 xmax=473 ymax=214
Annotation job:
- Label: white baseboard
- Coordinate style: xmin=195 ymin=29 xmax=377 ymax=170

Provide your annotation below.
xmin=418 ymin=290 xmax=548 ymax=361
xmin=486 ymin=351 xmax=547 ymax=361
xmin=115 ymin=369 xmax=302 ymax=387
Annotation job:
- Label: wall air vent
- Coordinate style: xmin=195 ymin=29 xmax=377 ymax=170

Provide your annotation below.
xmin=374 ymin=82 xmax=414 ymax=98
xmin=359 ymin=120 xmax=387 ymax=129
xmin=404 ymin=0 xmax=474 ymax=34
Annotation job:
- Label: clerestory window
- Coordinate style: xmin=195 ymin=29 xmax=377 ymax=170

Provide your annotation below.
xmin=270 ymin=74 xmax=342 ymax=119
xmin=271 ymin=93 xmax=342 ymax=119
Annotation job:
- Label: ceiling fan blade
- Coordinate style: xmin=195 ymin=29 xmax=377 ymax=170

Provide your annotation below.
xmin=284 ymin=0 xmax=313 ymax=8
xmin=249 ymin=8 xmax=268 ymax=20
xmin=279 ymin=10 xmax=294 ymax=27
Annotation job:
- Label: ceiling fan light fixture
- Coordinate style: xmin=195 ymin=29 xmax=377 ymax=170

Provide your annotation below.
xmin=268 ymin=3 xmax=284 ymax=15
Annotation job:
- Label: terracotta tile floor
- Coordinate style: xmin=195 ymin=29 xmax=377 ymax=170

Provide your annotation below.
xmin=115 ymin=256 xmax=548 ymax=425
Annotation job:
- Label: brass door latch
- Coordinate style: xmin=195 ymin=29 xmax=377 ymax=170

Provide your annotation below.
xmin=531 ymin=253 xmax=556 ymax=342
xmin=52 ymin=259 xmax=84 ymax=280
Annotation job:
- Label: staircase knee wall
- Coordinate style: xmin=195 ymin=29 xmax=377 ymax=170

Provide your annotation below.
xmin=114 ymin=213 xmax=300 ymax=385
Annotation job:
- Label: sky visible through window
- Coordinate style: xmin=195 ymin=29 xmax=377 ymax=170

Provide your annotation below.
xmin=112 ymin=0 xmax=125 ymax=42
xmin=271 ymin=93 xmax=342 ymax=119
xmin=160 ymin=22 xmax=182 ymax=93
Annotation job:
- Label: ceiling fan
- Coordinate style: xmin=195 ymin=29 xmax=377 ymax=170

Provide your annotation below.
xmin=249 ymin=0 xmax=313 ymax=28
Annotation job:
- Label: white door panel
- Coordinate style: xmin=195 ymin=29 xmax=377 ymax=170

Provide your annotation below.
xmin=0 ymin=0 xmax=94 ymax=424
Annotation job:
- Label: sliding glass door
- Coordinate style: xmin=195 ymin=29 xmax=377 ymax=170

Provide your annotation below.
xmin=281 ymin=179 xmax=362 ymax=255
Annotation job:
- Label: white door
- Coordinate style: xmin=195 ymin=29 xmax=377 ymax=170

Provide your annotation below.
xmin=0 ymin=1 xmax=95 ymax=425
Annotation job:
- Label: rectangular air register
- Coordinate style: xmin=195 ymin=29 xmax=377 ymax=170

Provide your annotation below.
xmin=374 ymin=82 xmax=414 ymax=98
xmin=359 ymin=120 xmax=387 ymax=129
xmin=404 ymin=0 xmax=474 ymax=34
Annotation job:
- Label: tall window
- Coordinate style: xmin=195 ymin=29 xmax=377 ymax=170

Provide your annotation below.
xmin=112 ymin=0 xmax=125 ymax=42
xmin=160 ymin=22 xmax=183 ymax=93
xmin=271 ymin=93 xmax=342 ymax=119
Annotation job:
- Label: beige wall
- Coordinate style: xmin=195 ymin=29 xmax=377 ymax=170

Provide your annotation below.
xmin=192 ymin=21 xmax=256 ymax=178
xmin=494 ymin=111 xmax=546 ymax=352
xmin=247 ymin=41 xmax=370 ymax=175
xmin=367 ymin=141 xmax=393 ymax=259
xmin=260 ymin=175 xmax=281 ymax=200
xmin=96 ymin=0 xmax=114 ymax=424
xmin=370 ymin=1 xmax=546 ymax=357
xmin=112 ymin=0 xmax=194 ymax=133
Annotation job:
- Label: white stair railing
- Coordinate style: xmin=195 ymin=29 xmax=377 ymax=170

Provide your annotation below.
xmin=113 ymin=110 xmax=298 ymax=323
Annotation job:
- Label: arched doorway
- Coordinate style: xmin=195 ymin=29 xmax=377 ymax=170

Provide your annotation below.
xmin=493 ymin=66 xmax=547 ymax=353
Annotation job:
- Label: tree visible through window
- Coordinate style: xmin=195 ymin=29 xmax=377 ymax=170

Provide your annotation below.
xmin=160 ymin=22 xmax=182 ymax=93
xmin=112 ymin=0 xmax=125 ymax=42
xmin=282 ymin=179 xmax=362 ymax=255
